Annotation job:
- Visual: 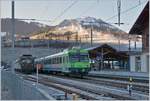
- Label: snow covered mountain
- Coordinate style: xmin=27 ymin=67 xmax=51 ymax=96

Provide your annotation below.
xmin=30 ymin=17 xmax=140 ymax=44
xmin=58 ymin=17 xmax=125 ymax=34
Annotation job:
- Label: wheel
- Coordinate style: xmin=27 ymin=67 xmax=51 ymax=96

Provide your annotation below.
xmin=64 ymin=73 xmax=70 ymax=77
xmin=80 ymin=74 xmax=84 ymax=78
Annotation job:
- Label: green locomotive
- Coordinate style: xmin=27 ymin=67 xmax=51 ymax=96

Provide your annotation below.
xmin=35 ymin=47 xmax=90 ymax=76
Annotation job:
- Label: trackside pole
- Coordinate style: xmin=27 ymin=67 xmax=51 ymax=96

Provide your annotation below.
xmin=36 ymin=64 xmax=39 ymax=88
xmin=128 ymin=77 xmax=133 ymax=96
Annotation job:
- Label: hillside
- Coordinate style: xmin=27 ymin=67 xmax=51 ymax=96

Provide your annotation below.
xmin=1 ymin=18 xmax=51 ymax=35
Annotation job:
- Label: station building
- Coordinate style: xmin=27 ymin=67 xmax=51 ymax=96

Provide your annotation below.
xmin=129 ymin=2 xmax=149 ymax=73
xmin=86 ymin=44 xmax=130 ymax=71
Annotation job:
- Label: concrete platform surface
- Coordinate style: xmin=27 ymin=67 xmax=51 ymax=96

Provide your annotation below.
xmin=88 ymin=71 xmax=149 ymax=80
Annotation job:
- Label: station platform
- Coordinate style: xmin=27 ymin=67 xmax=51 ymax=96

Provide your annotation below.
xmin=88 ymin=70 xmax=149 ymax=81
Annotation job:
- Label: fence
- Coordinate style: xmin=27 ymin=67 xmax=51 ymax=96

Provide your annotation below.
xmin=1 ymin=70 xmax=54 ymax=100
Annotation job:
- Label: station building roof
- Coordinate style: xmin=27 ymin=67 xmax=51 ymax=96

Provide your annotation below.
xmin=85 ymin=43 xmax=142 ymax=52
xmin=85 ymin=44 xmax=129 ymax=60
xmin=129 ymin=2 xmax=149 ymax=35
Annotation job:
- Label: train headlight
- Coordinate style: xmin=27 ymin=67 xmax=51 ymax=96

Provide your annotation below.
xmin=82 ymin=69 xmax=85 ymax=72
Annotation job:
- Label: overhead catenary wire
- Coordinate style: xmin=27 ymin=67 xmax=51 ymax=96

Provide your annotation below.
xmin=11 ymin=0 xmax=147 ymax=25
xmin=79 ymin=1 xmax=98 ymax=17
xmin=52 ymin=0 xmax=78 ymax=24
xmin=105 ymin=0 xmax=147 ymax=22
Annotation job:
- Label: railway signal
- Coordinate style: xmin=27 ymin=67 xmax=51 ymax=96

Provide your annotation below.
xmin=128 ymin=77 xmax=133 ymax=96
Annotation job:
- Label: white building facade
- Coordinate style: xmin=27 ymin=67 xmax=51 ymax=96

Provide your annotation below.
xmin=130 ymin=53 xmax=149 ymax=72
xmin=129 ymin=2 xmax=149 ymax=73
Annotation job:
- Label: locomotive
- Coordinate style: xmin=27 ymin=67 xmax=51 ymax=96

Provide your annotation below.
xmin=15 ymin=54 xmax=35 ymax=74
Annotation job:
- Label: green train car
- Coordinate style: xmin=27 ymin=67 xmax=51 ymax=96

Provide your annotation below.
xmin=35 ymin=47 xmax=90 ymax=76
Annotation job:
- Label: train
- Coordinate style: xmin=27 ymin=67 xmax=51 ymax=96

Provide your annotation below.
xmin=15 ymin=54 xmax=35 ymax=74
xmin=16 ymin=47 xmax=91 ymax=76
xmin=35 ymin=47 xmax=91 ymax=77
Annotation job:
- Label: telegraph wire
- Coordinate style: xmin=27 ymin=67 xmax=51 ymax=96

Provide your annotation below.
xmin=105 ymin=0 xmax=147 ymax=22
xmin=52 ymin=0 xmax=78 ymax=24
xmin=79 ymin=1 xmax=98 ymax=17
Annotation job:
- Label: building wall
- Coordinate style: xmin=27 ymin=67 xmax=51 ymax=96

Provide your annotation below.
xmin=142 ymin=21 xmax=149 ymax=53
xmin=141 ymin=52 xmax=149 ymax=72
xmin=130 ymin=53 xmax=149 ymax=73
xmin=130 ymin=56 xmax=136 ymax=72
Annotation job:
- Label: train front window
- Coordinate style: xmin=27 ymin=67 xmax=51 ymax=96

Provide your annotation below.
xmin=70 ymin=53 xmax=89 ymax=62
xmin=70 ymin=55 xmax=78 ymax=62
xmin=80 ymin=54 xmax=89 ymax=62
xmin=22 ymin=59 xmax=32 ymax=63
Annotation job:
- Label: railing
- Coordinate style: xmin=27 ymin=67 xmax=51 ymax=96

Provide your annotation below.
xmin=1 ymin=70 xmax=55 ymax=100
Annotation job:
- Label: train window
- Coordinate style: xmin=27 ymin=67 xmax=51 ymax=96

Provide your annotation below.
xmin=50 ymin=59 xmax=52 ymax=64
xmin=56 ymin=58 xmax=58 ymax=64
xmin=56 ymin=58 xmax=57 ymax=64
xmin=44 ymin=59 xmax=46 ymax=64
xmin=60 ymin=57 xmax=61 ymax=63
xmin=66 ymin=56 xmax=67 ymax=63
xmin=54 ymin=58 xmax=56 ymax=64
xmin=57 ymin=57 xmax=59 ymax=64
xmin=51 ymin=58 xmax=53 ymax=64
xmin=63 ymin=57 xmax=65 ymax=63
xmin=59 ymin=57 xmax=61 ymax=64
xmin=53 ymin=58 xmax=54 ymax=64
xmin=58 ymin=57 xmax=60 ymax=64
xmin=55 ymin=58 xmax=56 ymax=64
xmin=49 ymin=59 xmax=51 ymax=64
xmin=48 ymin=58 xmax=50 ymax=64
xmin=55 ymin=58 xmax=57 ymax=64
xmin=53 ymin=58 xmax=55 ymax=64
xmin=62 ymin=57 xmax=63 ymax=63
xmin=46 ymin=59 xmax=48 ymax=64
xmin=47 ymin=59 xmax=49 ymax=64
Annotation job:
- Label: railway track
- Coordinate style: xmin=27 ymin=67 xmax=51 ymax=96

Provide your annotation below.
xmin=39 ymin=73 xmax=149 ymax=95
xmin=19 ymin=73 xmax=148 ymax=100
xmin=85 ymin=76 xmax=149 ymax=95
xmin=16 ymin=71 xmax=149 ymax=100
xmin=23 ymin=75 xmax=114 ymax=100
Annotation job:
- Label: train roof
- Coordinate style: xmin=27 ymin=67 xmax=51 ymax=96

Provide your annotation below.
xmin=35 ymin=48 xmax=88 ymax=61
xmin=35 ymin=51 xmax=68 ymax=61
xmin=21 ymin=54 xmax=32 ymax=57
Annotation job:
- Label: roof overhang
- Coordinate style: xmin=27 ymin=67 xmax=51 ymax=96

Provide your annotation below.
xmin=129 ymin=2 xmax=149 ymax=35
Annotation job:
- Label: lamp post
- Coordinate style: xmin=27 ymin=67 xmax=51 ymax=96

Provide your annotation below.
xmin=128 ymin=35 xmax=131 ymax=71
xmin=11 ymin=0 xmax=15 ymax=48
xmin=128 ymin=35 xmax=131 ymax=52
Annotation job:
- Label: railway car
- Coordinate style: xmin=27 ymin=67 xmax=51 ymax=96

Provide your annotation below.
xmin=16 ymin=54 xmax=35 ymax=74
xmin=35 ymin=47 xmax=90 ymax=77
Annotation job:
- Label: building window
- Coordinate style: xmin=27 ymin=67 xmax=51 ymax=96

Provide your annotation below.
xmin=135 ymin=56 xmax=141 ymax=72
xmin=147 ymin=55 xmax=149 ymax=72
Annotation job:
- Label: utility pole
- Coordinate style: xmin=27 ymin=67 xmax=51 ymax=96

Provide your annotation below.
xmin=81 ymin=21 xmax=93 ymax=46
xmin=134 ymin=41 xmax=136 ymax=50
xmin=11 ymin=0 xmax=15 ymax=48
xmin=101 ymin=48 xmax=103 ymax=70
xmin=76 ymin=32 xmax=78 ymax=45
xmin=129 ymin=40 xmax=131 ymax=51
xmin=117 ymin=0 xmax=121 ymax=26
xmin=134 ymin=35 xmax=137 ymax=50
xmin=117 ymin=0 xmax=121 ymax=51
xmin=91 ymin=25 xmax=93 ymax=46
xmin=128 ymin=35 xmax=131 ymax=71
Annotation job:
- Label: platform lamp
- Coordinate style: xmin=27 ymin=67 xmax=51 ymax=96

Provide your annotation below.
xmin=128 ymin=35 xmax=132 ymax=53
xmin=128 ymin=35 xmax=132 ymax=71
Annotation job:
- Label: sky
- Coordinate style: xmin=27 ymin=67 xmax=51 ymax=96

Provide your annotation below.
xmin=0 ymin=0 xmax=148 ymax=33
